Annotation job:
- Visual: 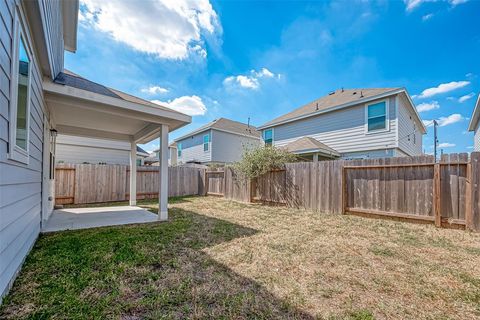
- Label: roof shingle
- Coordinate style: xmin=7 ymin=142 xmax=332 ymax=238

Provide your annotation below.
xmin=260 ymin=88 xmax=401 ymax=128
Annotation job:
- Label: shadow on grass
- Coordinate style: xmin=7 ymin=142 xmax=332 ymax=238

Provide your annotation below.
xmin=63 ymin=195 xmax=197 ymax=209
xmin=0 ymin=207 xmax=313 ymax=319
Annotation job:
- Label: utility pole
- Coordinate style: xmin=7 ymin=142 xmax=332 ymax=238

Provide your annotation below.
xmin=433 ymin=120 xmax=438 ymax=162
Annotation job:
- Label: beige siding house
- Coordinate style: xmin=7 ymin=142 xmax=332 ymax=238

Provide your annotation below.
xmin=0 ymin=0 xmax=190 ymax=301
xmin=468 ymin=94 xmax=480 ymax=151
xmin=258 ymin=88 xmax=426 ymax=160
xmin=175 ymin=118 xmax=261 ymax=165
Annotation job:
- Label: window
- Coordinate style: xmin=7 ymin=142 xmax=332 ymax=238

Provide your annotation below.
xmin=203 ymin=134 xmax=210 ymax=152
xmin=8 ymin=12 xmax=32 ymax=164
xmin=366 ymin=101 xmax=387 ymax=132
xmin=177 ymin=143 xmax=182 ymax=157
xmin=263 ymin=129 xmax=273 ymax=146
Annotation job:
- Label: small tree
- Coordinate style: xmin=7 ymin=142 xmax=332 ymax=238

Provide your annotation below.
xmin=233 ymin=146 xmax=296 ymax=179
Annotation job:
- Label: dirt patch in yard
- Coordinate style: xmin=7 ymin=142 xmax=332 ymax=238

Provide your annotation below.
xmin=1 ymin=196 xmax=480 ymax=319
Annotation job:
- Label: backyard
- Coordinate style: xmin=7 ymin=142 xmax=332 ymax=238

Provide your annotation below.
xmin=1 ymin=196 xmax=480 ymax=319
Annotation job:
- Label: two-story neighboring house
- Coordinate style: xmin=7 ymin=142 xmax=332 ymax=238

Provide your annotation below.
xmin=175 ymin=118 xmax=261 ymax=165
xmin=468 ymin=94 xmax=480 ymax=151
xmin=258 ymin=88 xmax=426 ymax=160
xmin=144 ymin=142 xmax=178 ymax=166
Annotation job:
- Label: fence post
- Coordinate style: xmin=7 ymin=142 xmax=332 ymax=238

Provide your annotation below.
xmin=433 ymin=163 xmax=441 ymax=227
xmin=468 ymin=152 xmax=480 ymax=231
xmin=342 ymin=165 xmax=346 ymax=214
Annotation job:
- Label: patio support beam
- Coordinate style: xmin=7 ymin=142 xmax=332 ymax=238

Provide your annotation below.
xmin=313 ymin=153 xmax=319 ymax=162
xmin=129 ymin=139 xmax=137 ymax=206
xmin=158 ymin=124 xmax=169 ymax=221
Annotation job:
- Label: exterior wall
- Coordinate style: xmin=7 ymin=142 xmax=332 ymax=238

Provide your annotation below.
xmin=269 ymin=96 xmax=398 ymax=155
xmin=475 ymin=121 xmax=480 ymax=151
xmin=56 ymin=134 xmax=138 ymax=165
xmin=211 ymin=129 xmax=261 ymax=163
xmin=341 ymin=148 xmax=395 ymax=159
xmin=0 ymin=0 xmax=45 ymax=299
xmin=397 ymin=93 xmax=423 ymax=156
xmin=169 ymin=147 xmax=177 ymax=166
xmin=177 ymin=129 xmax=212 ymax=164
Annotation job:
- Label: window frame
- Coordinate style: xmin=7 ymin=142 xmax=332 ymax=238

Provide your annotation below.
xmin=365 ymin=99 xmax=389 ymax=134
xmin=8 ymin=9 xmax=33 ymax=164
xmin=203 ymin=134 xmax=210 ymax=152
xmin=177 ymin=142 xmax=182 ymax=157
xmin=263 ymin=128 xmax=274 ymax=146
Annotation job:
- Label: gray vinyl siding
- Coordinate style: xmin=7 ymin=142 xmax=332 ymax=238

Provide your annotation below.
xmin=397 ymin=94 xmax=423 ymax=156
xmin=211 ymin=129 xmax=260 ymax=163
xmin=0 ymin=0 xmax=45 ymax=299
xmin=177 ymin=130 xmax=212 ymax=164
xmin=342 ymin=148 xmax=395 ymax=159
xmin=56 ymin=135 xmax=132 ymax=165
xmin=474 ymin=121 xmax=480 ymax=151
xmin=270 ymin=96 xmax=398 ymax=155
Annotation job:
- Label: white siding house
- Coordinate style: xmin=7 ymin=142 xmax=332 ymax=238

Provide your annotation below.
xmin=175 ymin=118 xmax=261 ymax=165
xmin=468 ymin=94 xmax=480 ymax=151
xmin=258 ymin=88 xmax=425 ymax=159
xmin=56 ymin=134 xmax=149 ymax=165
xmin=0 ymin=0 xmax=190 ymax=301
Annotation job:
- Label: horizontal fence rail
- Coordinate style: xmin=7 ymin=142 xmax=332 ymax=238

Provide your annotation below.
xmin=204 ymin=153 xmax=479 ymax=232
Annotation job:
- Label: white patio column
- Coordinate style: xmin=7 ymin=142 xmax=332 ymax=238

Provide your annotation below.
xmin=129 ymin=139 xmax=137 ymax=206
xmin=158 ymin=124 xmax=169 ymax=221
xmin=313 ymin=153 xmax=319 ymax=163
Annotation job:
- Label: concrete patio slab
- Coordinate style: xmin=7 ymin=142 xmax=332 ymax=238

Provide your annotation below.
xmin=42 ymin=206 xmax=158 ymax=232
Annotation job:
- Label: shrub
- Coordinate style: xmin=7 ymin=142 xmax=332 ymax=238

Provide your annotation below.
xmin=232 ymin=146 xmax=296 ymax=179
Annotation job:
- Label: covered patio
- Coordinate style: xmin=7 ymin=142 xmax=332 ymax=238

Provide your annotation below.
xmin=41 ymin=70 xmax=191 ymax=229
xmin=42 ymin=206 xmax=158 ymax=232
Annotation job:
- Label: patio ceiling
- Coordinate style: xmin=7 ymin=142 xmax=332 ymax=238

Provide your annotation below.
xmin=43 ymin=71 xmax=191 ymax=143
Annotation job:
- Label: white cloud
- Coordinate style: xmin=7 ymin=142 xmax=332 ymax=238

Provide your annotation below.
xmin=416 ymin=81 xmax=470 ymax=99
xmin=449 ymin=0 xmax=469 ymax=6
xmin=141 ymin=86 xmax=169 ymax=95
xmin=438 ymin=142 xmax=455 ymax=148
xmin=152 ymin=95 xmax=207 ymax=116
xmin=404 ymin=0 xmax=435 ymax=12
xmin=458 ymin=92 xmax=476 ymax=103
xmin=422 ymin=113 xmax=464 ymax=127
xmin=467 ymin=146 xmax=474 ymax=149
xmin=223 ymin=68 xmax=281 ymax=90
xmin=437 ymin=113 xmax=464 ymax=126
xmin=79 ymin=0 xmax=221 ymax=60
xmin=404 ymin=0 xmax=469 ymax=11
xmin=416 ymin=101 xmax=440 ymax=112
xmin=422 ymin=13 xmax=434 ymax=21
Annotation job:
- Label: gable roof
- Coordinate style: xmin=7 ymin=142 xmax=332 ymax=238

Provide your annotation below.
xmin=284 ymin=137 xmax=340 ymax=157
xmin=468 ymin=94 xmax=480 ymax=131
xmin=55 ymin=70 xmax=187 ymax=117
xmin=136 ymin=145 xmax=149 ymax=156
xmin=174 ymin=118 xmax=261 ymax=142
xmin=258 ymin=88 xmax=426 ymax=133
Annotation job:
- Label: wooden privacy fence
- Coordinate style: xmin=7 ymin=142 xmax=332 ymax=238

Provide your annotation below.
xmin=55 ymin=164 xmax=205 ymax=205
xmin=204 ymin=153 xmax=480 ymax=231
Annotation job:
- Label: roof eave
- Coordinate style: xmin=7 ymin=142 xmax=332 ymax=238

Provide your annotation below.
xmin=62 ymin=0 xmax=79 ymax=53
xmin=257 ymin=88 xmax=408 ymax=130
xmin=468 ymin=95 xmax=480 ymax=131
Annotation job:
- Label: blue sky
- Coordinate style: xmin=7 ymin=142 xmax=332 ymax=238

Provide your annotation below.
xmin=66 ymin=0 xmax=480 ymax=154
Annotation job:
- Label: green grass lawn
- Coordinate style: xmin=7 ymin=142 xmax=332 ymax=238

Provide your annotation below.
xmin=1 ymin=196 xmax=480 ymax=319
